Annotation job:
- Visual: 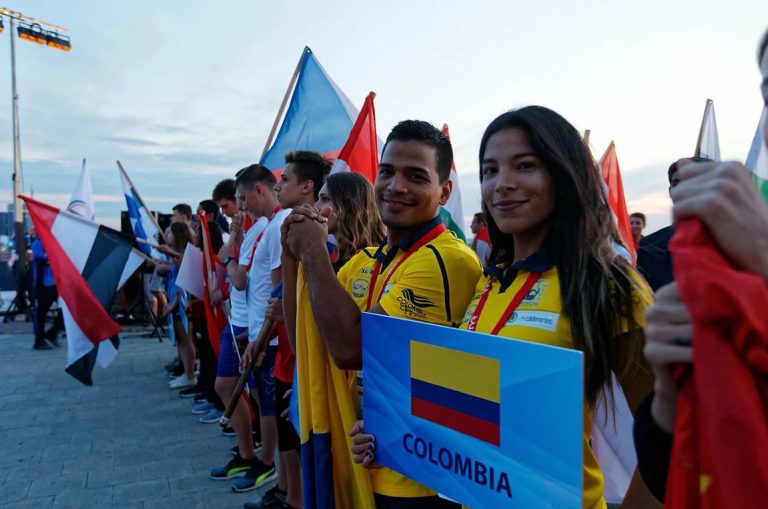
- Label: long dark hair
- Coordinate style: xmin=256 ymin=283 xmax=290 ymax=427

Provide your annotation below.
xmin=479 ymin=106 xmax=646 ymax=406
xmin=325 ymin=172 xmax=386 ymax=265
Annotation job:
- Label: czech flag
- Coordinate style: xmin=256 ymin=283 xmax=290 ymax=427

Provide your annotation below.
xmin=260 ymin=47 xmax=359 ymax=171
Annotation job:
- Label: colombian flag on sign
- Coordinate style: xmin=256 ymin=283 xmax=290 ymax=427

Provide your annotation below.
xmin=410 ymin=341 xmax=500 ymax=445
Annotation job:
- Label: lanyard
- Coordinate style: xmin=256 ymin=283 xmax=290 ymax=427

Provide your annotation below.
xmin=466 ymin=271 xmax=541 ymax=335
xmin=246 ymin=206 xmax=280 ymax=271
xmin=364 ymin=223 xmax=446 ymax=311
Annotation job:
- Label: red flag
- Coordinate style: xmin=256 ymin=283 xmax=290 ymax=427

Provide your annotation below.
xmin=198 ymin=213 xmax=227 ymax=357
xmin=330 ymin=92 xmax=378 ymax=182
xmin=667 ymin=219 xmax=768 ymax=508
xmin=599 ymin=142 xmax=635 ymax=263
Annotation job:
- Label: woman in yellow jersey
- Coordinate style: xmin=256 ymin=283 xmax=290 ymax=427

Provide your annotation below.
xmin=461 ymin=106 xmax=659 ymax=509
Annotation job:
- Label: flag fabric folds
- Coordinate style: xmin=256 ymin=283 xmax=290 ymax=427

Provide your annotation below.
xmin=440 ymin=125 xmax=467 ymax=241
xmin=261 ymin=48 xmax=358 ymax=170
xmin=118 ymin=164 xmax=161 ymax=257
xmin=746 ymin=108 xmax=768 ymax=201
xmin=329 ymin=92 xmax=379 ymax=182
xmin=667 ymin=218 xmax=768 ymax=508
xmin=198 ymin=214 xmax=226 ymax=358
xmin=66 ymin=158 xmax=95 ymax=220
xmin=295 ymin=265 xmax=375 ymax=509
xmin=22 ymin=196 xmax=143 ymax=385
xmin=599 ymin=142 xmax=635 ymax=261
xmin=694 ymin=99 xmax=721 ymax=161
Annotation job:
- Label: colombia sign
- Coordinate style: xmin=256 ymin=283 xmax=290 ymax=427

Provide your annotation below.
xmin=362 ymin=313 xmax=583 ymax=508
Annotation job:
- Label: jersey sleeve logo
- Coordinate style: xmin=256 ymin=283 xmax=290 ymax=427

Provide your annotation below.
xmin=396 ymin=289 xmax=437 ymax=318
xmin=351 ymin=278 xmax=370 ymax=298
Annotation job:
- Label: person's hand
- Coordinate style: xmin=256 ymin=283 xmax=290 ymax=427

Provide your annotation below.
xmin=282 ymin=205 xmax=329 ymax=260
xmin=240 ymin=341 xmax=266 ymax=371
xmin=229 ymin=212 xmax=245 ymax=246
xmin=643 ymin=283 xmax=693 ymax=433
xmin=266 ymin=297 xmax=283 ymax=323
xmin=158 ymin=244 xmax=170 ymax=254
xmin=209 ymin=288 xmax=223 ymax=305
xmin=350 ymin=420 xmax=381 ymax=469
xmin=218 ymin=243 xmax=235 ymax=263
xmin=671 ymin=160 xmax=768 ymax=282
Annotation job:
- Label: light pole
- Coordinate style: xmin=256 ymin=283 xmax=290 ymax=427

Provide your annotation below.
xmin=0 ymin=8 xmax=70 ymax=291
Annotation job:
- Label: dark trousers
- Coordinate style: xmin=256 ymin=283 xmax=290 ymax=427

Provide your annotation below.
xmin=34 ymin=285 xmax=63 ymax=345
xmin=192 ymin=318 xmax=224 ymax=410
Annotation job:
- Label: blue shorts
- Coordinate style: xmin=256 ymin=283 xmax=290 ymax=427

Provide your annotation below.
xmin=254 ymin=345 xmax=277 ymax=417
xmin=217 ymin=324 xmax=249 ymax=378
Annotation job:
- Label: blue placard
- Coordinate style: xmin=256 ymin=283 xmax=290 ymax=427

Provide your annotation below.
xmin=362 ymin=313 xmax=583 ymax=508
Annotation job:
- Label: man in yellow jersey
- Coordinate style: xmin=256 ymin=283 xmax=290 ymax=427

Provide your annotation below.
xmin=282 ymin=120 xmax=482 ymax=509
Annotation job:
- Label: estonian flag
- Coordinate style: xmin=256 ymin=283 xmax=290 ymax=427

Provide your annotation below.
xmin=22 ymin=196 xmax=144 ymax=386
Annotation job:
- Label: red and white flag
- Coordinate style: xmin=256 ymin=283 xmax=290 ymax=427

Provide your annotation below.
xmin=599 ymin=142 xmax=635 ymax=263
xmin=330 ymin=92 xmax=379 ymax=182
xmin=22 ymin=196 xmax=143 ymax=385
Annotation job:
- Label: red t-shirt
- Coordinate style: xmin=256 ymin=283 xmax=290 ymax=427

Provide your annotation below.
xmin=273 ymin=322 xmax=295 ymax=383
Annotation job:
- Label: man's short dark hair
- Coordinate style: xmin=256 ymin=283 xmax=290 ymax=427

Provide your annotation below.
xmin=473 ymin=212 xmax=486 ymax=223
xmin=630 ymin=212 xmax=646 ymax=225
xmin=284 ymin=151 xmax=332 ymax=200
xmin=667 ymin=156 xmax=713 ymax=184
xmin=382 ymin=120 xmax=453 ymax=183
xmin=212 ymin=179 xmax=236 ymax=202
xmin=172 ymin=203 xmax=192 ymax=220
xmin=235 ymin=163 xmax=277 ymax=189
xmin=198 ymin=199 xmax=219 ymax=218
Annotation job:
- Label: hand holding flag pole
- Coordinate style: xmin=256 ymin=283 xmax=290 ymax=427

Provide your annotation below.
xmin=219 ymin=316 xmax=274 ymax=428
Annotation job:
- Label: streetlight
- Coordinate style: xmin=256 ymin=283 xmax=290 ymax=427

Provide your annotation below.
xmin=0 ymin=7 xmax=70 ymax=288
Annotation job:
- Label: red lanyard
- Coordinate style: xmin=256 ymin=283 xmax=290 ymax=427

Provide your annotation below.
xmin=466 ymin=272 xmax=541 ymax=335
xmin=364 ymin=224 xmax=446 ymax=311
xmin=246 ymin=206 xmax=280 ymax=271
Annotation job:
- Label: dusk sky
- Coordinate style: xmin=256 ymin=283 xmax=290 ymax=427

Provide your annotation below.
xmin=0 ymin=1 xmax=766 ymax=234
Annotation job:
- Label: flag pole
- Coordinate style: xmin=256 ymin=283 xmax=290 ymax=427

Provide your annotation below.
xmin=116 ymin=161 xmax=164 ymax=235
xmin=259 ymin=46 xmax=310 ymax=161
xmin=694 ymin=98 xmax=713 ymax=159
xmin=583 ymin=129 xmax=591 ymax=146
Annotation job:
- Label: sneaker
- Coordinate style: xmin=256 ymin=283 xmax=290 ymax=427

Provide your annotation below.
xmin=199 ymin=408 xmax=224 ymax=424
xmin=169 ymin=376 xmax=197 ymax=390
xmin=230 ymin=442 xmax=262 ymax=457
xmin=243 ymin=486 xmax=287 ymax=508
xmin=192 ymin=401 xmax=213 ymax=415
xmin=221 ymin=424 xmax=236 ymax=436
xmin=164 ymin=358 xmax=180 ymax=371
xmin=33 ymin=343 xmax=52 ymax=350
xmin=231 ymin=460 xmax=277 ymax=493
xmin=194 ymin=394 xmax=208 ymax=404
xmin=210 ymin=455 xmax=257 ymax=480
xmin=179 ymin=386 xmax=205 ymax=399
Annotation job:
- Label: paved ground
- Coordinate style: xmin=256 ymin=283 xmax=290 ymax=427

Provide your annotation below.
xmin=0 ymin=322 xmax=272 ymax=509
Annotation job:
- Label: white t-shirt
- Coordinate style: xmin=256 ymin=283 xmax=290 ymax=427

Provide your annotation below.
xmin=229 ymin=216 xmax=267 ymax=328
xmin=247 ymin=209 xmax=291 ymax=343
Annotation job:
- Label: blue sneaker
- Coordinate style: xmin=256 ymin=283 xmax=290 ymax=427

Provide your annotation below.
xmin=191 ymin=401 xmax=213 ymax=415
xmin=210 ymin=455 xmax=257 ymax=480
xmin=231 ymin=460 xmax=277 ymax=492
xmin=199 ymin=408 xmax=224 ymax=424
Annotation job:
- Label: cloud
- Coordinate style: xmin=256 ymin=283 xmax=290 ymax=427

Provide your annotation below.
xmin=98 ymin=136 xmax=161 ymax=147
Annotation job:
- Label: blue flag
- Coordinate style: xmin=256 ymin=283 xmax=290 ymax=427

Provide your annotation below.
xmin=362 ymin=313 xmax=583 ymax=508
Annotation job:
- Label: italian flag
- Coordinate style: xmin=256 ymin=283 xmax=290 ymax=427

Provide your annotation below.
xmin=747 ymin=108 xmax=768 ymax=201
xmin=440 ymin=124 xmax=466 ymax=242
